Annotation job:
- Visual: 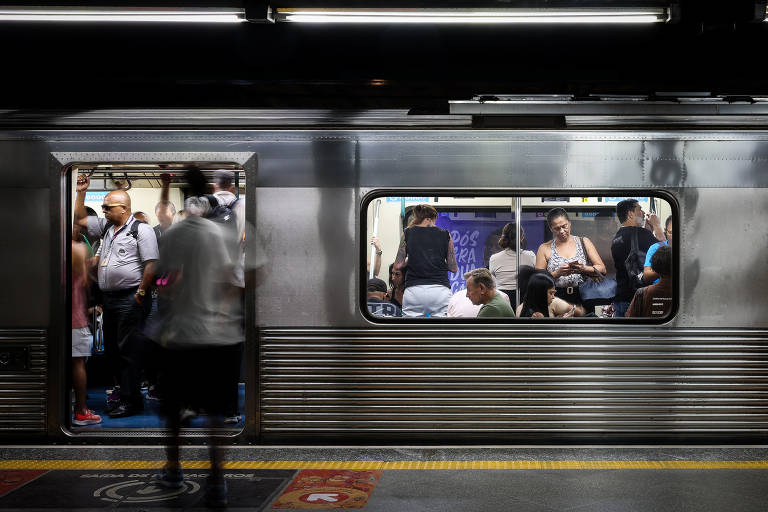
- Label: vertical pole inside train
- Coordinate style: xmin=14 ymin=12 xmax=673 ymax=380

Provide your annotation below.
xmin=369 ymin=199 xmax=382 ymax=279
xmin=514 ymin=197 xmax=521 ymax=309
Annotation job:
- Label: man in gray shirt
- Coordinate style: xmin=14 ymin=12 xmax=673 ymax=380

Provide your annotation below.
xmin=75 ymin=175 xmax=159 ymax=418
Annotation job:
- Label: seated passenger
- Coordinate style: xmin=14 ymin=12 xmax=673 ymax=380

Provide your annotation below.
xmin=643 ymin=215 xmax=672 ymax=284
xmin=385 ymin=263 xmax=405 ymax=309
xmin=464 ymin=268 xmax=515 ymax=318
xmin=367 ymin=277 xmax=402 ymax=317
xmin=449 ymin=282 xmax=512 ymax=318
xmin=626 ymin=245 xmax=672 ymax=318
xmin=516 ymin=267 xmax=577 ymax=319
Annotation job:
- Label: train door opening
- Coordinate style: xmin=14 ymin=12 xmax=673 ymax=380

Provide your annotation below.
xmin=67 ymin=164 xmax=250 ymax=434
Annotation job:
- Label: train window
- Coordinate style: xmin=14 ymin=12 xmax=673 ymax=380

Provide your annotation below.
xmin=363 ymin=194 xmax=675 ymax=321
xmin=68 ymin=164 xmax=248 ymax=432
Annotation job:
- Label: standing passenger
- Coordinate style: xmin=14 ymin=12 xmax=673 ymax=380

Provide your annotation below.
xmin=154 ymin=173 xmax=177 ymax=241
xmin=643 ymin=215 xmax=673 ymax=284
xmin=489 ymin=223 xmax=536 ymax=311
xmin=610 ymin=199 xmax=664 ymax=317
xmin=394 ymin=204 xmax=458 ymax=317
xmin=74 ymin=175 xmax=159 ymax=418
xmin=535 ymin=208 xmax=606 ymax=315
xmin=71 ymin=237 xmax=101 ymax=426
xmin=210 ymin=169 xmax=245 ymax=424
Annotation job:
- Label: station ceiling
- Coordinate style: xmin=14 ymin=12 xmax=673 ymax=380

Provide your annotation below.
xmin=1 ymin=1 xmax=767 ymax=109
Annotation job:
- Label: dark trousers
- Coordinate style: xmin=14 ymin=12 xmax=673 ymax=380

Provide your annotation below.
xmin=102 ymin=288 xmax=152 ymax=406
xmin=159 ymin=344 xmax=241 ymax=480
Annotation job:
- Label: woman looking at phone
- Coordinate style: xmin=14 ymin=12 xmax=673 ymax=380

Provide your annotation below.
xmin=535 ymin=208 xmax=606 ymax=315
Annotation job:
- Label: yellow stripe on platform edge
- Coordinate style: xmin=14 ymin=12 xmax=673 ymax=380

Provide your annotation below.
xmin=1 ymin=460 xmax=768 ymax=470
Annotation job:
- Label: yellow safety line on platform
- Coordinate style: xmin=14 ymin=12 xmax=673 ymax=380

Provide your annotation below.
xmin=1 ymin=460 xmax=768 ymax=470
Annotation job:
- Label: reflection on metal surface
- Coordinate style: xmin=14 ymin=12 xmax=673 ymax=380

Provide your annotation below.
xmin=261 ymin=329 xmax=768 ymax=437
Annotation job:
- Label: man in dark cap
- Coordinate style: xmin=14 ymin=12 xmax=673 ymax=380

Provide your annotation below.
xmin=366 ymin=277 xmax=402 ymax=317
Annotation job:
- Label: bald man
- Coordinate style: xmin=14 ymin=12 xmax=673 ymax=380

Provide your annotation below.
xmin=75 ymin=175 xmax=159 ymax=419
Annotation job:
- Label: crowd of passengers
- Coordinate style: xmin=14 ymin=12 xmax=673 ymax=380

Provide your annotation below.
xmin=69 ymin=170 xmax=258 ymax=500
xmin=367 ymin=200 xmax=673 ymax=319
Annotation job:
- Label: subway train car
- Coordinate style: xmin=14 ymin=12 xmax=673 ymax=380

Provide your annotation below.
xmin=1 ymin=102 xmax=767 ymax=444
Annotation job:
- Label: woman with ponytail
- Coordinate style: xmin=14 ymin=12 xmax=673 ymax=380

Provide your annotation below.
xmin=394 ymin=204 xmax=458 ymax=317
xmin=489 ymin=223 xmax=536 ymax=310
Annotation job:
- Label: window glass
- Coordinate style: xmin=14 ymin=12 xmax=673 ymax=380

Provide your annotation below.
xmin=364 ymin=195 xmax=674 ymax=321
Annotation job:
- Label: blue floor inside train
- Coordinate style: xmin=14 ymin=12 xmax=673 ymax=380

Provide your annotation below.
xmin=74 ymin=383 xmax=245 ymax=430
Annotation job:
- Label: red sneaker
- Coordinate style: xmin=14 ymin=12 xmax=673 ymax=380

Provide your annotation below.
xmin=73 ymin=409 xmax=102 ymax=426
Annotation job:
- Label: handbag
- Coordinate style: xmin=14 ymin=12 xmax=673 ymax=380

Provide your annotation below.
xmin=578 ymin=237 xmax=616 ymax=305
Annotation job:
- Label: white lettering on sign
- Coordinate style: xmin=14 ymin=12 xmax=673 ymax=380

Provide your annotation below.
xmin=306 ymin=493 xmax=340 ymax=502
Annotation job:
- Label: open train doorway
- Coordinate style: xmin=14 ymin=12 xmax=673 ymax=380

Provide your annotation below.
xmin=67 ymin=163 xmax=251 ymax=436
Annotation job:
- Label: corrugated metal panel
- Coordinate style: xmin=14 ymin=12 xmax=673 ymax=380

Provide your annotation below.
xmin=0 ymin=331 xmax=47 ymax=432
xmin=260 ymin=329 xmax=768 ymax=437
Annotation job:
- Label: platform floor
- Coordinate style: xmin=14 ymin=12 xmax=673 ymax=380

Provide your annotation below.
xmin=1 ymin=446 xmax=767 ymax=511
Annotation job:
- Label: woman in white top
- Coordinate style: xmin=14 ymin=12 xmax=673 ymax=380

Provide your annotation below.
xmin=489 ymin=223 xmax=536 ymax=310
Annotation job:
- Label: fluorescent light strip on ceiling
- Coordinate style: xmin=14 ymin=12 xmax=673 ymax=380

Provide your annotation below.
xmin=0 ymin=7 xmax=246 ymax=22
xmin=276 ymin=8 xmax=670 ymax=24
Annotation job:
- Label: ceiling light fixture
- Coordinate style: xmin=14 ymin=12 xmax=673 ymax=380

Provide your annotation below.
xmin=0 ymin=7 xmax=247 ymax=23
xmin=275 ymin=7 xmax=670 ymax=24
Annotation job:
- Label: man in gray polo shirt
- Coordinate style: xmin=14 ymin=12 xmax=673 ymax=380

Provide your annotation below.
xmin=75 ymin=175 xmax=159 ymax=418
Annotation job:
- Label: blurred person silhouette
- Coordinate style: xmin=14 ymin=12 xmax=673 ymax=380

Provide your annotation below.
xmin=71 ymin=233 xmax=101 ymax=426
xmin=153 ymin=193 xmax=240 ymax=507
xmin=74 ymin=175 xmax=159 ymax=418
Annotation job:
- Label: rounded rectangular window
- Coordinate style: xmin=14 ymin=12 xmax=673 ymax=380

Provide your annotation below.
xmin=363 ymin=193 xmax=676 ymax=321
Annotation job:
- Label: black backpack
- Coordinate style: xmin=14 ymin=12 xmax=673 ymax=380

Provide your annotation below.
xmin=101 ymin=218 xmax=144 ymax=240
xmin=624 ymin=229 xmax=647 ymax=292
xmin=204 ymin=194 xmax=241 ymax=260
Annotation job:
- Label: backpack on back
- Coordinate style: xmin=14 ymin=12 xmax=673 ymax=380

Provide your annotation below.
xmin=204 ymin=194 xmax=241 ymax=262
xmin=624 ymin=229 xmax=647 ymax=293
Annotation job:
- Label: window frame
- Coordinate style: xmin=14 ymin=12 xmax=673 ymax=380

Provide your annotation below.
xmin=360 ymin=189 xmax=679 ymax=324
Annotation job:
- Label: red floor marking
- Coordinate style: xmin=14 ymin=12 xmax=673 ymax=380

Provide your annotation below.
xmin=271 ymin=470 xmax=382 ymax=509
xmin=0 ymin=470 xmax=49 ymax=498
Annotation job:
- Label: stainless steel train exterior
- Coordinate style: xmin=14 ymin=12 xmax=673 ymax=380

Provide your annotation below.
xmin=1 ymin=109 xmax=767 ymax=443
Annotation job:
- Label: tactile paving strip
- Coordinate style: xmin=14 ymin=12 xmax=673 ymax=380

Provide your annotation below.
xmin=1 ymin=460 xmax=768 ymax=470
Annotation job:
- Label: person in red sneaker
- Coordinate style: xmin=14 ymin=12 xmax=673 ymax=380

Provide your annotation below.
xmin=71 ymin=238 xmax=102 ymax=426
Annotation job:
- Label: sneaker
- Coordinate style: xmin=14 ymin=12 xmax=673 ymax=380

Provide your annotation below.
xmin=108 ymin=401 xmax=143 ymax=419
xmin=152 ymin=467 xmax=184 ymax=489
xmin=145 ymin=384 xmax=162 ymax=401
xmin=105 ymin=386 xmax=121 ymax=412
xmin=204 ymin=478 xmax=228 ymax=508
xmin=73 ymin=409 xmax=102 ymax=426
xmin=179 ymin=408 xmax=198 ymax=426
xmin=223 ymin=414 xmax=241 ymax=424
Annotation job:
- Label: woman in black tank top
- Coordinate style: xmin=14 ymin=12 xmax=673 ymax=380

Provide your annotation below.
xmin=394 ymin=205 xmax=458 ymax=317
